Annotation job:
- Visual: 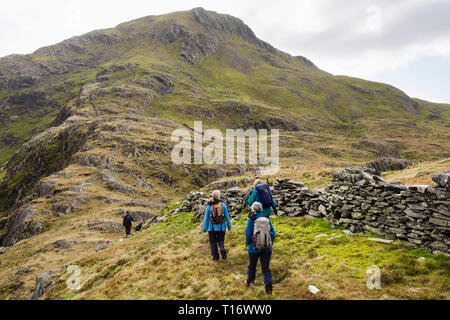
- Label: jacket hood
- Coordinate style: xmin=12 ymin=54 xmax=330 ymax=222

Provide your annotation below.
xmin=208 ymin=198 xmax=222 ymax=205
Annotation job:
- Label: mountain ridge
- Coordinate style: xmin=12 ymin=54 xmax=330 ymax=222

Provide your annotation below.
xmin=0 ymin=8 xmax=449 ymax=300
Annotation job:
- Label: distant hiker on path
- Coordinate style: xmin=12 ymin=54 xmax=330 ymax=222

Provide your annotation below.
xmin=123 ymin=211 xmax=134 ymax=236
xmin=248 ymin=179 xmax=277 ymax=217
xmin=245 ymin=201 xmax=276 ymax=295
xmin=202 ymin=190 xmax=232 ymax=261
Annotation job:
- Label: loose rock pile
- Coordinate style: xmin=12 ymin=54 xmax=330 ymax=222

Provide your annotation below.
xmin=171 ymin=169 xmax=449 ymax=253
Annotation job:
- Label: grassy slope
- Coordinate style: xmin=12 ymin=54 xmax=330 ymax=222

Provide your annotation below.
xmin=40 ymin=211 xmax=449 ymax=300
xmin=0 ymin=158 xmax=449 ymax=300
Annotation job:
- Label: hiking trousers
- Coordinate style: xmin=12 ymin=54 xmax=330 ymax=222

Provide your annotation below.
xmin=247 ymin=251 xmax=272 ymax=285
xmin=208 ymin=231 xmax=226 ymax=260
xmin=125 ymin=225 xmax=131 ymax=236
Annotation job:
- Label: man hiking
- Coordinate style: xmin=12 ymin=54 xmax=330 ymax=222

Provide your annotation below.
xmin=122 ymin=211 xmax=134 ymax=236
xmin=245 ymin=201 xmax=276 ymax=295
xmin=202 ymin=190 xmax=232 ymax=261
xmin=248 ymin=179 xmax=277 ymax=217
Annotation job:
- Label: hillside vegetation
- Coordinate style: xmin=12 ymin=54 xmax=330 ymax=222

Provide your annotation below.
xmin=0 ymin=8 xmax=449 ymax=300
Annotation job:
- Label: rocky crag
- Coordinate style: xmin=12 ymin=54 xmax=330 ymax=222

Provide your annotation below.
xmin=170 ymin=169 xmax=450 ymax=254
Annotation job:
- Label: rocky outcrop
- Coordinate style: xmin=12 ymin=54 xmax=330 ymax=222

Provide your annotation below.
xmin=5 ymin=75 xmax=41 ymax=89
xmin=294 ymin=56 xmax=317 ymax=69
xmin=72 ymin=153 xmax=115 ymax=170
xmin=84 ymin=220 xmax=123 ymax=233
xmin=433 ymin=171 xmax=450 ymax=188
xmin=31 ymin=272 xmax=58 ymax=300
xmin=365 ymin=157 xmax=413 ymax=172
xmin=51 ymin=197 xmax=86 ymax=215
xmin=0 ymin=121 xmax=94 ymax=212
xmin=53 ymin=239 xmax=77 ymax=250
xmin=1 ymin=206 xmax=42 ymax=247
xmin=243 ymin=117 xmax=306 ymax=132
xmin=191 ymin=7 xmax=274 ymax=53
xmin=153 ymin=171 xmax=175 ymax=187
xmin=352 ymin=141 xmax=402 ymax=158
xmin=180 ymin=32 xmax=221 ymax=65
xmin=97 ymin=171 xmax=135 ymax=196
xmin=96 ymin=63 xmax=137 ymax=82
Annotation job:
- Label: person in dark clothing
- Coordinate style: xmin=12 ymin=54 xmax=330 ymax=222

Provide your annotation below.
xmin=202 ymin=190 xmax=232 ymax=261
xmin=123 ymin=211 xmax=134 ymax=236
xmin=245 ymin=202 xmax=276 ymax=295
xmin=247 ymin=179 xmax=277 ymax=217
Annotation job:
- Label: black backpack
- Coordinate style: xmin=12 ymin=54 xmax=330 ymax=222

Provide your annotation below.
xmin=256 ymin=184 xmax=273 ymax=209
xmin=123 ymin=215 xmax=132 ymax=226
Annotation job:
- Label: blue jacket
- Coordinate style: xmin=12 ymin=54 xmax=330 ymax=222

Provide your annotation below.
xmin=247 ymin=185 xmax=277 ymax=217
xmin=245 ymin=212 xmax=276 ymax=254
xmin=202 ymin=200 xmax=232 ymax=232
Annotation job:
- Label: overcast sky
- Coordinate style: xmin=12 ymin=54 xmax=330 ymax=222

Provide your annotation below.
xmin=1 ymin=0 xmax=449 ymax=103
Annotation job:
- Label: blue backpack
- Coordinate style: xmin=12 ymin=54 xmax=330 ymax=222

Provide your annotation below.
xmin=256 ymin=184 xmax=273 ymax=209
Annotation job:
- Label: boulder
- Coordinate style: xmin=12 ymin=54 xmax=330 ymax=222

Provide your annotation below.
xmin=432 ymin=171 xmax=450 ymax=189
xmin=31 ymin=273 xmax=57 ymax=300
xmin=365 ymin=157 xmax=413 ymax=172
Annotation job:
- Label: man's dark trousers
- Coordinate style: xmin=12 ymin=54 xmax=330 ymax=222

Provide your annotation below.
xmin=248 ymin=251 xmax=272 ymax=285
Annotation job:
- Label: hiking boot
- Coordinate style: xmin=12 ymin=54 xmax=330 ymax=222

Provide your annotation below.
xmin=265 ymin=284 xmax=273 ymax=295
xmin=244 ymin=279 xmax=253 ymax=287
xmin=221 ymin=249 xmax=228 ymax=260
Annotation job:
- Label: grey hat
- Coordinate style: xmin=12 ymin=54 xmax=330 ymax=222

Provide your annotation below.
xmin=251 ymin=202 xmax=263 ymax=213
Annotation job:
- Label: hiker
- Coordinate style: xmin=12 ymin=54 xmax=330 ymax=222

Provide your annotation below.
xmin=122 ymin=211 xmax=134 ymax=236
xmin=245 ymin=201 xmax=276 ymax=295
xmin=248 ymin=179 xmax=277 ymax=217
xmin=202 ymin=190 xmax=232 ymax=261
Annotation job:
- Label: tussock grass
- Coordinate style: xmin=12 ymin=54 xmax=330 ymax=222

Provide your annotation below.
xmin=43 ymin=212 xmax=449 ymax=300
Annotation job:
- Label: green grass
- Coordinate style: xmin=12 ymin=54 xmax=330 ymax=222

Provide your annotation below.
xmin=45 ymin=213 xmax=449 ymax=300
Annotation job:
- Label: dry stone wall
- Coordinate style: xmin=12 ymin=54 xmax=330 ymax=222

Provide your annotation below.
xmin=172 ymin=168 xmax=450 ymax=254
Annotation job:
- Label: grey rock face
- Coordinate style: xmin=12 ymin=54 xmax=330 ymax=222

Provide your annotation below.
xmin=136 ymin=178 xmax=152 ymax=190
xmin=432 ymin=171 xmax=450 ymax=188
xmin=98 ymin=171 xmax=135 ymax=195
xmin=85 ymin=220 xmax=123 ymax=233
xmin=2 ymin=206 xmax=40 ymax=247
xmin=153 ymin=171 xmax=175 ymax=187
xmin=365 ymin=157 xmax=413 ymax=172
xmin=53 ymin=239 xmax=75 ymax=250
xmin=31 ymin=272 xmax=57 ymax=300
xmin=34 ymin=181 xmax=57 ymax=198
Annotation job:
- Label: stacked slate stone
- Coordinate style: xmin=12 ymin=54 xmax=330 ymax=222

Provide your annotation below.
xmin=174 ymin=187 xmax=253 ymax=220
xmin=271 ymin=180 xmax=326 ymax=218
xmin=326 ymin=168 xmax=449 ymax=253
